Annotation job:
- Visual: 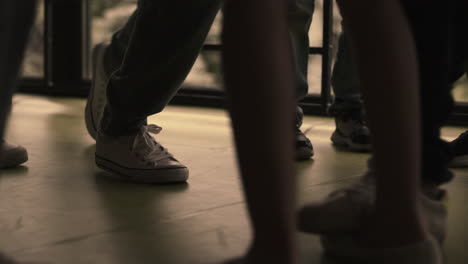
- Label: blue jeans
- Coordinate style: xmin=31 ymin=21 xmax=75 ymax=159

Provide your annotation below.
xmin=101 ymin=0 xmax=318 ymax=134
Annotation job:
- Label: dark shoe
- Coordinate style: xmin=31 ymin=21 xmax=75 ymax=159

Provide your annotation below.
xmin=296 ymin=106 xmax=314 ymax=160
xmin=331 ymin=111 xmax=371 ymax=152
xmin=0 ymin=140 xmax=28 ymax=168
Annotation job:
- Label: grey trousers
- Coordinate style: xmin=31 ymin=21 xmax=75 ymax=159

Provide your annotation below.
xmin=329 ymin=30 xmax=361 ymax=116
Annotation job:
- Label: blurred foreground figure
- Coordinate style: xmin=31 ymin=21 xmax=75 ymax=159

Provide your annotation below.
xmin=299 ymin=0 xmax=466 ymax=263
xmin=0 ymin=1 xmax=41 ymax=263
xmin=222 ymin=0 xmax=461 ymax=262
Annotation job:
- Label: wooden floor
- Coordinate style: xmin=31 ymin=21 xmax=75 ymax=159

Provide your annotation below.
xmin=1 ymin=94 xmax=468 ymax=264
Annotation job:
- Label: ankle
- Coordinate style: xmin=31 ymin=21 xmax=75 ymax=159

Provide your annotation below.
xmin=100 ymin=115 xmax=145 ymax=137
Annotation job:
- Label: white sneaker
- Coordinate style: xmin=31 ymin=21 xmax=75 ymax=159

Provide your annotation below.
xmin=95 ymin=124 xmax=188 ymax=183
xmin=297 ymin=173 xmax=447 ymax=243
xmin=0 ymin=140 xmax=28 ymax=168
xmin=321 ymin=234 xmax=443 ymax=264
xmin=85 ymin=43 xmax=110 ymax=140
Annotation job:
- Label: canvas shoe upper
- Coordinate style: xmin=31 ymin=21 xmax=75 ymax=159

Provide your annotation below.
xmin=95 ymin=124 xmax=188 ymax=183
xmin=297 ymin=172 xmax=448 ymax=244
xmin=331 ymin=111 xmax=371 ymax=152
xmin=85 ymin=43 xmax=110 ymax=140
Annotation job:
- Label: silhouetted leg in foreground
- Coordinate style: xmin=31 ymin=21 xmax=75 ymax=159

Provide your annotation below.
xmin=0 ymin=0 xmax=39 ymax=263
xmin=223 ymin=0 xmax=443 ymax=263
xmin=223 ymin=0 xmax=297 ymax=263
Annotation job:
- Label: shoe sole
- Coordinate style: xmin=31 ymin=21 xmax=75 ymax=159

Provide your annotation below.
xmin=0 ymin=149 xmax=28 ymax=169
xmin=85 ymin=43 xmax=108 ymax=141
xmin=331 ymin=130 xmax=371 ymax=152
xmin=96 ymin=154 xmax=189 ymax=183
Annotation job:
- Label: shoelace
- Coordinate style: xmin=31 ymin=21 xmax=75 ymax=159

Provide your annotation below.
xmin=131 ymin=124 xmax=173 ymax=165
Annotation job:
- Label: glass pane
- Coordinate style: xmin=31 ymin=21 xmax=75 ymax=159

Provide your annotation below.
xmin=92 ymin=0 xmax=137 ymax=47
xmin=204 ymin=12 xmax=222 ymax=45
xmin=185 ymin=51 xmax=223 ymax=90
xmin=307 ymin=55 xmax=323 ymax=95
xmin=22 ymin=0 xmax=45 ymax=77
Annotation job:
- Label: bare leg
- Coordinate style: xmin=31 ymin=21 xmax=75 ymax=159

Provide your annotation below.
xmin=223 ymin=0 xmax=297 ymax=263
xmin=338 ymin=0 xmax=425 ymax=247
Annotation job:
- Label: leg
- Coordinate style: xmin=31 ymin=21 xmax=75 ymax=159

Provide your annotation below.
xmin=340 ymin=0 xmax=425 ymax=247
xmin=86 ymin=0 xmax=222 ymax=137
xmin=442 ymin=1 xmax=468 ymax=167
xmin=0 ymin=0 xmax=37 ymax=138
xmin=402 ymin=0 xmax=457 ymax=186
xmin=87 ymin=0 xmax=222 ymax=183
xmin=300 ymin=0 xmax=448 ymax=262
xmin=288 ymin=0 xmax=315 ymax=160
xmin=102 ymin=0 xmax=223 ymax=135
xmin=321 ymin=0 xmax=446 ymax=261
xmin=329 ymin=30 xmax=371 ymax=152
xmin=441 ymin=2 xmax=468 ymax=168
xmin=0 ymin=1 xmax=36 ymax=169
xmin=288 ymin=0 xmax=314 ymax=101
xmin=223 ymin=0 xmax=297 ymax=262
xmin=329 ymin=30 xmax=361 ymax=115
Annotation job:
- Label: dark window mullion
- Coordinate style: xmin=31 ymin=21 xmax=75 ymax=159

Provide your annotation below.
xmin=46 ymin=0 xmax=88 ymax=90
xmin=320 ymin=0 xmax=334 ymax=113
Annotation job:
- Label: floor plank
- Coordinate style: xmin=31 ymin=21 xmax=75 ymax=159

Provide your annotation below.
xmin=0 ymin=94 xmax=467 ymax=263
